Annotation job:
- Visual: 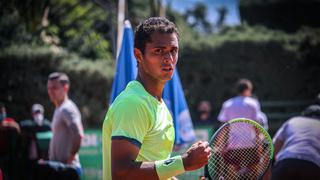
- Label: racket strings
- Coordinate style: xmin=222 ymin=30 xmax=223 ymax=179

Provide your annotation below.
xmin=208 ymin=123 xmax=271 ymax=180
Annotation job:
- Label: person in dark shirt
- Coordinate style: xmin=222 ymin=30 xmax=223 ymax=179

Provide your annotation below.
xmin=0 ymin=102 xmax=20 ymax=180
xmin=19 ymin=103 xmax=52 ymax=180
xmin=20 ymin=103 xmax=51 ymax=161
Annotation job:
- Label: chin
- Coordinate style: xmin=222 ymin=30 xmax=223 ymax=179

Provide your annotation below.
xmin=163 ymin=75 xmax=174 ymax=81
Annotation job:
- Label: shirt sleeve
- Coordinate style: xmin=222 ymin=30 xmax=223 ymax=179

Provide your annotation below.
xmin=111 ymin=99 xmax=152 ymax=148
xmin=61 ymin=108 xmax=77 ymax=126
xmin=61 ymin=108 xmax=83 ymax=137
xmin=273 ymin=121 xmax=287 ymax=144
xmin=218 ymin=103 xmax=228 ymax=122
xmin=257 ymin=111 xmax=269 ymax=130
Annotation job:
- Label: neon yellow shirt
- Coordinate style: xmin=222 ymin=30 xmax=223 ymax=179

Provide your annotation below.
xmin=102 ymin=81 xmax=175 ymax=180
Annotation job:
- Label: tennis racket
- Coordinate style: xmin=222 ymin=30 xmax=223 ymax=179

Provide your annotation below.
xmin=207 ymin=118 xmax=274 ymax=180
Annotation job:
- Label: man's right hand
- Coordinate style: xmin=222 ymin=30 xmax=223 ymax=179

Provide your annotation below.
xmin=181 ymin=141 xmax=212 ymax=171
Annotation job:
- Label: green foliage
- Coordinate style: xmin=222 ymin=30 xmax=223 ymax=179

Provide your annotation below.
xmin=177 ymin=25 xmax=320 ymax=123
xmin=47 ymin=0 xmax=114 ymax=59
xmin=0 ymin=0 xmax=49 ymax=32
xmin=239 ymin=0 xmax=320 ymax=32
xmin=127 ymin=0 xmax=152 ymax=25
xmin=184 ymin=2 xmax=212 ymax=33
xmin=0 ymin=0 xmax=115 ymax=60
xmin=0 ymin=11 xmax=34 ymax=47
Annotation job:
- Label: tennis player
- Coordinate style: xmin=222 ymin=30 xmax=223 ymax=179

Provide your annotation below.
xmin=102 ymin=17 xmax=211 ymax=180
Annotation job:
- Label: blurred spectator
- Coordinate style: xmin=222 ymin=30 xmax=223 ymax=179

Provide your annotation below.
xmin=35 ymin=72 xmax=84 ymax=180
xmin=195 ymin=100 xmax=220 ymax=179
xmin=214 ymin=79 xmax=266 ymax=179
xmin=195 ymin=100 xmax=221 ymax=132
xmin=0 ymin=102 xmax=20 ymax=180
xmin=20 ymin=103 xmax=51 ymax=180
xmin=20 ymin=103 xmax=51 ymax=160
xmin=271 ymin=104 xmax=320 ymax=180
xmin=195 ymin=100 xmax=214 ymax=125
xmin=218 ymin=78 xmax=267 ymax=128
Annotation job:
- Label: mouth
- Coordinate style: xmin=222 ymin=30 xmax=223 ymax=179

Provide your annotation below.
xmin=162 ymin=65 xmax=174 ymax=72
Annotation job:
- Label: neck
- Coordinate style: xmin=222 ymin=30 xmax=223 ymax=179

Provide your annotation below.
xmin=136 ymin=74 xmax=165 ymax=101
xmin=55 ymin=96 xmax=68 ymax=107
xmin=200 ymin=113 xmax=209 ymax=120
xmin=240 ymin=91 xmax=251 ymax=97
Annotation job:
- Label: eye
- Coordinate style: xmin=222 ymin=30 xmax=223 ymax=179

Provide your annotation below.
xmin=154 ymin=48 xmax=163 ymax=55
xmin=171 ymin=49 xmax=178 ymax=55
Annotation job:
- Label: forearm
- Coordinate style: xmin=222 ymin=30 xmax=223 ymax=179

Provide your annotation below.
xmin=273 ymin=139 xmax=284 ymax=161
xmin=67 ymin=125 xmax=83 ymax=164
xmin=110 ymin=140 xmax=194 ymax=180
xmin=69 ymin=123 xmax=83 ymax=155
xmin=113 ymin=141 xmax=211 ymax=179
xmin=112 ymin=160 xmax=159 ymax=180
xmin=71 ymin=134 xmax=82 ymax=155
xmin=113 ymin=155 xmax=186 ymax=180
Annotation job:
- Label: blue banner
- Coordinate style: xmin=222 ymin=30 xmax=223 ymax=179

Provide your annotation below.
xmin=109 ymin=21 xmax=137 ymax=104
xmin=163 ymin=70 xmax=196 ymax=144
xmin=109 ymin=20 xmax=195 ymax=144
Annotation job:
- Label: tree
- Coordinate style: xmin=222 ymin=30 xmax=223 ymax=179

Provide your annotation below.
xmin=184 ymin=2 xmax=212 ymax=33
xmin=216 ymin=6 xmax=228 ymax=30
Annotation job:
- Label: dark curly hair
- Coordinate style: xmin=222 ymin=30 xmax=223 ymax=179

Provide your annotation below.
xmin=134 ymin=17 xmax=179 ymax=54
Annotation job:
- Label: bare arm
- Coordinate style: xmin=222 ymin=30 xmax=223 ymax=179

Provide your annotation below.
xmin=273 ymin=138 xmax=284 ymax=161
xmin=111 ymin=140 xmax=211 ymax=179
xmin=61 ymin=109 xmax=83 ymax=164
xmin=66 ymin=123 xmax=83 ymax=164
xmin=272 ymin=123 xmax=286 ymax=162
xmin=111 ymin=139 xmax=158 ymax=180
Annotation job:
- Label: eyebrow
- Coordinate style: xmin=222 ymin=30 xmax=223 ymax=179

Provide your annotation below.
xmin=152 ymin=45 xmax=178 ymax=49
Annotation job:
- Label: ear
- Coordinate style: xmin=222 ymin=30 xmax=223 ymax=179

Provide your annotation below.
xmin=63 ymin=84 xmax=70 ymax=92
xmin=134 ymin=48 xmax=143 ymax=64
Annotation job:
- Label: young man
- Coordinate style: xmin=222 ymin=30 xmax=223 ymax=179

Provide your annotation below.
xmin=102 ymin=17 xmax=211 ymax=180
xmin=46 ymin=72 xmax=84 ymax=179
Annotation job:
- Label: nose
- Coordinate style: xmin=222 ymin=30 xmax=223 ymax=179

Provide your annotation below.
xmin=163 ymin=52 xmax=173 ymax=63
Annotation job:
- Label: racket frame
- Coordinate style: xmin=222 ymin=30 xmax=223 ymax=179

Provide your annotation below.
xmin=207 ymin=118 xmax=274 ymax=180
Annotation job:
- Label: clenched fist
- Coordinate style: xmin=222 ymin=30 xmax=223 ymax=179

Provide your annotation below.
xmin=181 ymin=141 xmax=212 ymax=171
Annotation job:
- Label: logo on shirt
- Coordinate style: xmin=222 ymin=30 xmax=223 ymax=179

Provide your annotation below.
xmin=164 ymin=158 xmax=175 ymax=166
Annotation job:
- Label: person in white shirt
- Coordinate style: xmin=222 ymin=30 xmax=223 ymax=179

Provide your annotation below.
xmin=35 ymin=72 xmax=84 ymax=180
xmin=216 ymin=79 xmax=265 ymax=175
xmin=218 ymin=78 xmax=261 ymax=123
xmin=47 ymin=72 xmax=84 ymax=172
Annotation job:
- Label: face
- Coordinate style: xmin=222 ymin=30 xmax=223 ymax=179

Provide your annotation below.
xmin=198 ymin=101 xmax=211 ymax=113
xmin=47 ymin=80 xmax=67 ymax=105
xmin=33 ymin=111 xmax=44 ymax=125
xmin=135 ymin=32 xmax=179 ymax=83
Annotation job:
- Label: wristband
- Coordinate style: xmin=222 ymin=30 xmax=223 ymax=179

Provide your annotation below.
xmin=155 ymin=155 xmax=185 ymax=180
